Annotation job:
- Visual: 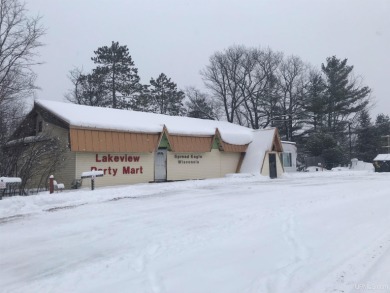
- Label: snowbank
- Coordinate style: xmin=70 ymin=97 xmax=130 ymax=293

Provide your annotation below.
xmin=0 ymin=177 xmax=22 ymax=183
xmin=0 ymin=174 xmax=267 ymax=219
xmin=350 ymin=158 xmax=374 ymax=171
xmin=304 ymin=166 xmax=327 ymax=172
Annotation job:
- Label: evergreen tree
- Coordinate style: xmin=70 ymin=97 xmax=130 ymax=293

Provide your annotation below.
xmin=185 ymin=87 xmax=216 ymax=120
xmin=321 ymin=56 xmax=371 ymax=132
xmin=375 ymin=114 xmax=390 ymax=137
xmin=355 ymin=110 xmax=378 ymax=161
xmin=305 ymin=132 xmax=345 ymax=168
xmin=147 ymin=73 xmax=185 ymax=115
xmin=186 ymin=97 xmax=215 ymax=120
xmin=375 ymin=114 xmax=390 ymax=154
xmin=301 ymin=57 xmax=371 ymax=167
xmin=303 ymin=71 xmax=327 ymax=131
xmin=91 ymin=41 xmax=144 ymax=109
xmin=128 ymin=91 xmax=154 ymax=112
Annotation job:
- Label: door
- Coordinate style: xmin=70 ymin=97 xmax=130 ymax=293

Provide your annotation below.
xmin=155 ymin=149 xmax=167 ymax=181
xmin=269 ymin=153 xmax=277 ymax=179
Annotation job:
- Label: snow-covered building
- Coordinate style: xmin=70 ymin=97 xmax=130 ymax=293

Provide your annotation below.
xmin=240 ymin=129 xmax=284 ymax=178
xmin=373 ymin=154 xmax=390 ymax=172
xmin=7 ymin=100 xmax=284 ymax=189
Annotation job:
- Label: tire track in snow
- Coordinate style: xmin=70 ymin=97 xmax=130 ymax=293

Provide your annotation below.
xmin=268 ymin=212 xmax=310 ymax=293
xmin=313 ymin=233 xmax=390 ymax=293
xmin=146 ymin=244 xmax=164 ymax=293
xmin=0 ymin=214 xmax=29 ymax=225
xmin=243 ymin=210 xmax=310 ymax=293
xmin=130 ymin=243 xmax=166 ymax=293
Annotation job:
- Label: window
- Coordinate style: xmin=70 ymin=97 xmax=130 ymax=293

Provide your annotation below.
xmin=282 ymin=152 xmax=292 ymax=167
xmin=38 ymin=121 xmax=43 ymax=133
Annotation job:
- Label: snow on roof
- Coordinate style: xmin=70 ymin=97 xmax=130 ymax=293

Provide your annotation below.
xmin=35 ymin=100 xmax=253 ymax=145
xmin=0 ymin=177 xmax=22 ymax=183
xmin=373 ymin=154 xmax=390 ymax=161
xmin=281 ymin=141 xmax=297 ymax=152
xmin=239 ymin=128 xmax=277 ymax=174
xmin=281 ymin=141 xmax=296 ymax=145
xmin=6 ymin=135 xmax=48 ymax=146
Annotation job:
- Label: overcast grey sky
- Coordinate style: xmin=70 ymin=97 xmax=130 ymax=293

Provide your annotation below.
xmin=27 ymin=0 xmax=390 ymax=117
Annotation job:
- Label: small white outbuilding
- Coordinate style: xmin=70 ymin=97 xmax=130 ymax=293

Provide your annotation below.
xmin=373 ymin=154 xmax=390 ymax=172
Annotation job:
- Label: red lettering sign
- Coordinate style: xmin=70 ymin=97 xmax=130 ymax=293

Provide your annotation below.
xmin=96 ymin=154 xmax=141 ymax=163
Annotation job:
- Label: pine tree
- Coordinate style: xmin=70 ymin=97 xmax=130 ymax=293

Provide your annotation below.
xmin=147 ymin=73 xmax=185 ymax=115
xmin=375 ymin=114 xmax=390 ymax=154
xmin=305 ymin=132 xmax=345 ymax=168
xmin=186 ymin=97 xmax=215 ymax=120
xmin=375 ymin=114 xmax=390 ymax=137
xmin=300 ymin=57 xmax=372 ymax=167
xmin=185 ymin=87 xmax=216 ymax=120
xmin=303 ymin=71 xmax=327 ymax=131
xmin=91 ymin=41 xmax=143 ymax=109
xmin=355 ymin=110 xmax=378 ymax=162
xmin=321 ymin=56 xmax=371 ymax=132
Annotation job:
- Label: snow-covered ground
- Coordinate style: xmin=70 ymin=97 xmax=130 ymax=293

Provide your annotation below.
xmin=1 ymin=171 xmax=390 ymax=293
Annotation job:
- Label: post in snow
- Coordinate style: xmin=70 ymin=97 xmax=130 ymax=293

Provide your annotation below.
xmin=49 ymin=175 xmax=54 ymax=194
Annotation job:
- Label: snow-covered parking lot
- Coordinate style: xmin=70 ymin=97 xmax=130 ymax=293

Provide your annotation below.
xmin=1 ymin=171 xmax=390 ymax=293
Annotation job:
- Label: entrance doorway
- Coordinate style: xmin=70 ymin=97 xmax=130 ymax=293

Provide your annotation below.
xmin=269 ymin=153 xmax=277 ymax=179
xmin=155 ymin=149 xmax=167 ymax=181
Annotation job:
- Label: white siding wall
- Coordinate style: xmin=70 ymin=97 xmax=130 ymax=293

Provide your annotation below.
xmin=281 ymin=142 xmax=297 ymax=172
xmin=74 ymin=150 xmax=242 ymax=187
xmin=167 ymin=150 xmax=241 ymax=181
xmin=46 ymin=123 xmax=76 ymax=189
xmin=167 ymin=150 xmax=220 ymax=181
xmin=220 ymin=152 xmax=241 ymax=175
xmin=261 ymin=151 xmax=284 ymax=177
xmin=22 ymin=122 xmax=76 ymax=190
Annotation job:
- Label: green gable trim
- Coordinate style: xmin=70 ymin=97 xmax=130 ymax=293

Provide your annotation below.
xmin=159 ymin=132 xmax=171 ymax=150
xmin=212 ymin=136 xmax=222 ymax=150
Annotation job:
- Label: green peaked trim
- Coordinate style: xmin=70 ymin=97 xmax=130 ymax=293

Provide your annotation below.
xmin=212 ymin=136 xmax=219 ymax=149
xmin=212 ymin=135 xmax=223 ymax=151
xmin=158 ymin=132 xmax=171 ymax=150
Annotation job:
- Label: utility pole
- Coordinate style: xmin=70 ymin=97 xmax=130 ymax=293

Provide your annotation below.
xmin=348 ymin=123 xmax=352 ymax=160
xmin=381 ymin=135 xmax=390 ymax=154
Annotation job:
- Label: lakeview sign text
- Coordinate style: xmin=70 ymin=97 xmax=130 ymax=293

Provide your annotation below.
xmin=91 ymin=154 xmax=144 ymax=176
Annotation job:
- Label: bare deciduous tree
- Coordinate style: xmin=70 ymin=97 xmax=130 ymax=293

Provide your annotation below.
xmin=0 ymin=0 xmax=45 ymax=176
xmin=201 ymin=46 xmax=283 ymax=128
xmin=0 ymin=0 xmax=45 ymax=106
xmin=239 ymin=48 xmax=283 ymax=129
xmin=65 ymin=67 xmax=109 ymax=107
xmin=3 ymin=133 xmax=67 ymax=195
xmin=276 ymin=55 xmax=308 ymax=140
xmin=201 ymin=46 xmax=247 ymax=123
